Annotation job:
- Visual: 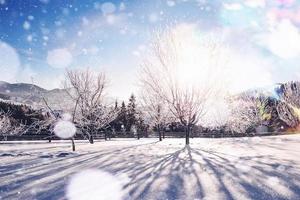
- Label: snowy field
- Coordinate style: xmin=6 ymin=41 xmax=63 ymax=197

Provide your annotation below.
xmin=1 ymin=135 xmax=300 ymax=200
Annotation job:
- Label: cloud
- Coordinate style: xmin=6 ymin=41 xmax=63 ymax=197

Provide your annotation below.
xmin=258 ymin=19 xmax=300 ymax=59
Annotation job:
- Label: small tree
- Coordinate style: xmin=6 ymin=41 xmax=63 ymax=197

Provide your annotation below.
xmin=140 ymin=89 xmax=171 ymax=141
xmin=64 ymin=68 xmax=118 ymax=144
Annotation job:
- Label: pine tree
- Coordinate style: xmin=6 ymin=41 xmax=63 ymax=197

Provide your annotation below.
xmin=114 ymin=100 xmax=118 ymax=110
xmin=127 ymin=94 xmax=137 ymax=132
xmin=119 ymin=101 xmax=128 ymax=132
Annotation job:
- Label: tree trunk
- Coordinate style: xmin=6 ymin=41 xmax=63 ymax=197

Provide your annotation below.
xmin=163 ymin=131 xmax=165 ymax=139
xmin=185 ymin=126 xmax=190 ymax=145
xmin=71 ymin=138 xmax=75 ymax=151
xmin=89 ymin=135 xmax=94 ymax=144
xmin=158 ymin=130 xmax=162 ymax=141
xmin=137 ymin=132 xmax=140 ymax=140
xmin=104 ymin=132 xmax=107 ymax=141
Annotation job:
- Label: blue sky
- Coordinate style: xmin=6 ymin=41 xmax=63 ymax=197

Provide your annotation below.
xmin=0 ymin=0 xmax=300 ymax=99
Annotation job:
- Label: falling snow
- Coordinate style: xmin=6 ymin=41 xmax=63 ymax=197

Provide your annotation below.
xmin=23 ymin=21 xmax=31 ymax=30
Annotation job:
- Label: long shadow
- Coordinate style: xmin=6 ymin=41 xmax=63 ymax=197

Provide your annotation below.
xmin=0 ymin=140 xmax=161 ymax=199
xmin=1 ymin=139 xmax=300 ymax=200
xmin=190 ymin=146 xmax=300 ymax=200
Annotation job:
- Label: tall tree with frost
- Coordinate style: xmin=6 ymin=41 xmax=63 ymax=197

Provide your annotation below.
xmin=140 ymin=24 xmax=225 ymax=145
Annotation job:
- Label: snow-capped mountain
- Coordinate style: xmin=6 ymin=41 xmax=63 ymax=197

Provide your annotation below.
xmin=0 ymin=81 xmax=69 ymax=108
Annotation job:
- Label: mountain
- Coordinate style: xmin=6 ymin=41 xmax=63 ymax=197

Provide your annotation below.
xmin=0 ymin=81 xmax=70 ymax=109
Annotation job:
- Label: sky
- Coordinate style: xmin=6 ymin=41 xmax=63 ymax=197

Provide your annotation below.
xmin=0 ymin=0 xmax=300 ymax=99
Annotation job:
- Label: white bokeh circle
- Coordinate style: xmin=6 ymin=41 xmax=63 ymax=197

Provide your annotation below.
xmin=101 ymin=2 xmax=116 ymax=15
xmin=67 ymin=169 xmax=124 ymax=200
xmin=53 ymin=120 xmax=76 ymax=139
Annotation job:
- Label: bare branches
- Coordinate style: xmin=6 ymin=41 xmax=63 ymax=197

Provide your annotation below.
xmin=0 ymin=110 xmax=26 ymax=136
xmin=140 ymin=25 xmax=224 ymax=128
xmin=276 ymin=82 xmax=300 ymax=127
xmin=139 ymin=88 xmax=172 ymax=131
xmin=64 ymin=68 xmax=118 ymax=142
xmin=139 ymin=25 xmax=227 ymax=144
xmin=227 ymin=92 xmax=270 ymax=133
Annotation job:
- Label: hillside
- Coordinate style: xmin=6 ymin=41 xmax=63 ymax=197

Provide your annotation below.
xmin=0 ymin=81 xmax=70 ymax=109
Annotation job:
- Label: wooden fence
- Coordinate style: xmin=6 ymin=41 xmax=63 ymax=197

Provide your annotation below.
xmin=0 ymin=131 xmax=286 ymax=141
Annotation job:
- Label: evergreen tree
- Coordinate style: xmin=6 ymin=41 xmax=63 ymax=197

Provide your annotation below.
xmin=109 ymin=100 xmax=122 ymax=132
xmin=136 ymin=111 xmax=148 ymax=138
xmin=114 ymin=100 xmax=118 ymax=110
xmin=119 ymin=101 xmax=128 ymax=132
xmin=127 ymin=94 xmax=137 ymax=132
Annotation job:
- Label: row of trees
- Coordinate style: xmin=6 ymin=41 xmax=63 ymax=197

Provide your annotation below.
xmin=1 ymin=69 xmax=300 ymax=148
xmin=111 ymin=94 xmax=146 ymax=134
xmin=1 ymin=26 xmax=300 ymax=148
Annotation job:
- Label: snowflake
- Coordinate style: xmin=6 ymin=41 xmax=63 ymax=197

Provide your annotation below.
xmin=23 ymin=21 xmax=31 ymax=30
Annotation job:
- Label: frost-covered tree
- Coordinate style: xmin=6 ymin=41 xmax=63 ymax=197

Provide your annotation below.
xmin=64 ymin=68 xmax=119 ymax=144
xmin=140 ymin=25 xmax=225 ymax=145
xmin=276 ymin=82 xmax=300 ymax=128
xmin=139 ymin=89 xmax=171 ymax=141
xmin=276 ymin=101 xmax=299 ymax=128
xmin=0 ymin=101 xmax=54 ymax=140
xmin=227 ymin=92 xmax=270 ymax=134
xmin=0 ymin=110 xmax=25 ymax=138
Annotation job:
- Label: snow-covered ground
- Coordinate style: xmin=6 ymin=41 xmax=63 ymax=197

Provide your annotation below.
xmin=1 ymin=135 xmax=300 ymax=200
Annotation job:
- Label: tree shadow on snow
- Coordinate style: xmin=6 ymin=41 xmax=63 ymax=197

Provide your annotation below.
xmin=0 ymin=139 xmax=300 ymax=200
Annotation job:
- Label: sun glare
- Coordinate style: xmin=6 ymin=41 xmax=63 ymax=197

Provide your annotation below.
xmin=165 ymin=23 xmax=273 ymax=95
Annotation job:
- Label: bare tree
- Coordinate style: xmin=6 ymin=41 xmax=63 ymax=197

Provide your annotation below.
xmin=140 ymin=25 xmax=225 ymax=145
xmin=276 ymin=82 xmax=300 ymax=128
xmin=276 ymin=101 xmax=299 ymax=128
xmin=227 ymin=92 xmax=270 ymax=134
xmin=139 ymin=89 xmax=172 ymax=141
xmin=29 ymin=78 xmax=70 ymax=144
xmin=0 ymin=110 xmax=25 ymax=139
xmin=64 ymin=68 xmax=119 ymax=144
xmin=0 ymin=103 xmax=56 ymax=141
